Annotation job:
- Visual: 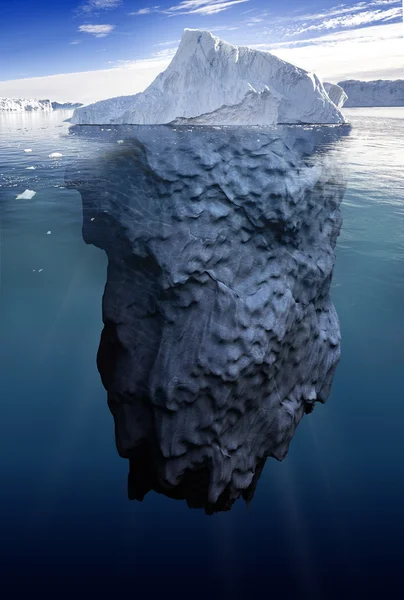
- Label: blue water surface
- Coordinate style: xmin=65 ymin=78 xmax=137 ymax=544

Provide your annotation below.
xmin=0 ymin=108 xmax=403 ymax=599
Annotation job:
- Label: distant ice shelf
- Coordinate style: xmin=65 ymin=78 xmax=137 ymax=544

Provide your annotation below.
xmin=338 ymin=79 xmax=404 ymax=107
xmin=0 ymin=98 xmax=52 ymax=112
xmin=71 ymin=29 xmax=346 ymax=126
xmin=51 ymin=101 xmax=83 ymax=110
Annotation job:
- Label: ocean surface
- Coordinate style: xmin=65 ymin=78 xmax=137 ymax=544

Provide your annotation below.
xmin=0 ymin=108 xmax=403 ymax=598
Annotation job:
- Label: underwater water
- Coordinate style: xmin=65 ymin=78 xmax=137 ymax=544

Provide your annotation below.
xmin=0 ymin=108 xmax=403 ymax=598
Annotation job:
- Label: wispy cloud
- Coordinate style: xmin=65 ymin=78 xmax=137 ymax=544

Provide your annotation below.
xmin=252 ymin=22 xmax=404 ymax=82
xmin=165 ymin=0 xmax=249 ymax=15
xmin=289 ymin=5 xmax=402 ymax=36
xmin=154 ymin=39 xmax=181 ymax=47
xmin=79 ymin=0 xmax=121 ymax=13
xmin=129 ymin=6 xmax=160 ymax=15
xmin=70 ymin=40 xmax=81 ymax=45
xmin=78 ymin=24 xmax=116 ymax=37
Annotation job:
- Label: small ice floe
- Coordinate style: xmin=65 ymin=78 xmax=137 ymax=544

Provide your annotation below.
xmin=47 ymin=231 xmax=51 ymax=235
xmin=49 ymin=152 xmax=64 ymax=158
xmin=24 ymin=149 xmax=33 ymax=153
xmin=90 ymin=217 xmax=95 ymax=221
xmin=26 ymin=166 xmax=36 ymax=170
xmin=16 ymin=189 xmax=36 ymax=200
xmin=117 ymin=140 xmax=124 ymax=144
xmin=38 ymin=269 xmax=43 ymax=273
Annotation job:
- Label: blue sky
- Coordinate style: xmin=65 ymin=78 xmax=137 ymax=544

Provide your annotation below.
xmin=0 ymin=0 xmax=402 ymax=101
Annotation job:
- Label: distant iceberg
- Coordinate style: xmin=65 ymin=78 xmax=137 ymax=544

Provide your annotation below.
xmin=71 ymin=29 xmax=346 ymax=126
xmin=0 ymin=98 xmax=52 ymax=112
xmin=51 ymin=101 xmax=83 ymax=110
xmin=338 ymin=79 xmax=404 ymax=107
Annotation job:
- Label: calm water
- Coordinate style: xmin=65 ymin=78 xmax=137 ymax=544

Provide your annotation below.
xmin=0 ymin=108 xmax=403 ymax=598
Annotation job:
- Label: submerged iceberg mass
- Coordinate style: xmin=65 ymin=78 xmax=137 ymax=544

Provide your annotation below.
xmin=0 ymin=98 xmax=52 ymax=112
xmin=66 ymin=124 xmax=349 ymax=512
xmin=338 ymin=79 xmax=404 ymax=107
xmin=71 ymin=29 xmax=346 ymax=126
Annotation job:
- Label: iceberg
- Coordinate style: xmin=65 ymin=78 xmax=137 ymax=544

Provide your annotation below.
xmin=66 ymin=123 xmax=349 ymax=512
xmin=71 ymin=29 xmax=345 ymax=126
xmin=0 ymin=98 xmax=52 ymax=112
xmin=51 ymin=101 xmax=83 ymax=110
xmin=324 ymin=82 xmax=348 ymax=108
xmin=338 ymin=79 xmax=404 ymax=107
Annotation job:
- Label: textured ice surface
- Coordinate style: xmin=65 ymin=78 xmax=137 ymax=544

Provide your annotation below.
xmin=71 ymin=29 xmax=345 ymax=126
xmin=324 ymin=82 xmax=348 ymax=108
xmin=339 ymin=79 xmax=404 ymax=107
xmin=0 ymin=98 xmax=52 ymax=112
xmin=66 ymin=124 xmax=349 ymax=512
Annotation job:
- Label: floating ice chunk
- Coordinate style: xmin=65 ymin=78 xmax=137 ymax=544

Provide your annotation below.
xmin=24 ymin=149 xmax=33 ymax=153
xmin=117 ymin=140 xmax=124 ymax=144
xmin=90 ymin=217 xmax=95 ymax=221
xmin=16 ymin=189 xmax=36 ymax=200
xmin=38 ymin=269 xmax=43 ymax=273
xmin=26 ymin=166 xmax=36 ymax=170
xmin=49 ymin=152 xmax=63 ymax=158
xmin=47 ymin=231 xmax=51 ymax=235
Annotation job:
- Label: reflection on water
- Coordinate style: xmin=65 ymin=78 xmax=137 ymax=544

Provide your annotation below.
xmin=67 ymin=124 xmax=349 ymax=512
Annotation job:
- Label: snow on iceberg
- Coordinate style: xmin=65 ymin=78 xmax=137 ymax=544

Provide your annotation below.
xmin=71 ymin=29 xmax=346 ymax=126
xmin=0 ymin=98 xmax=52 ymax=112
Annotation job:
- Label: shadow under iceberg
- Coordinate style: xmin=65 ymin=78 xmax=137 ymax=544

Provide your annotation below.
xmin=66 ymin=124 xmax=350 ymax=514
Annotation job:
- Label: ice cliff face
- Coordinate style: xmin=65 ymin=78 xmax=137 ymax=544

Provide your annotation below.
xmin=0 ymin=98 xmax=52 ymax=112
xmin=339 ymin=79 xmax=404 ymax=107
xmin=71 ymin=29 xmax=345 ymax=126
xmin=324 ymin=82 xmax=348 ymax=108
xmin=66 ymin=124 xmax=348 ymax=512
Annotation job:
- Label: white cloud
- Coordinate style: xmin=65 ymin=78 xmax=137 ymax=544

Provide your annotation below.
xmin=165 ymin=0 xmax=249 ymax=16
xmin=78 ymin=24 xmax=115 ymax=37
xmin=70 ymin=40 xmax=81 ymax=45
xmin=79 ymin=0 xmax=121 ymax=13
xmin=289 ymin=6 xmax=402 ymax=35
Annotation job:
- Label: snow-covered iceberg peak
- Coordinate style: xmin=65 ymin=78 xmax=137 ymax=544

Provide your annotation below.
xmin=71 ymin=29 xmax=346 ymax=126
